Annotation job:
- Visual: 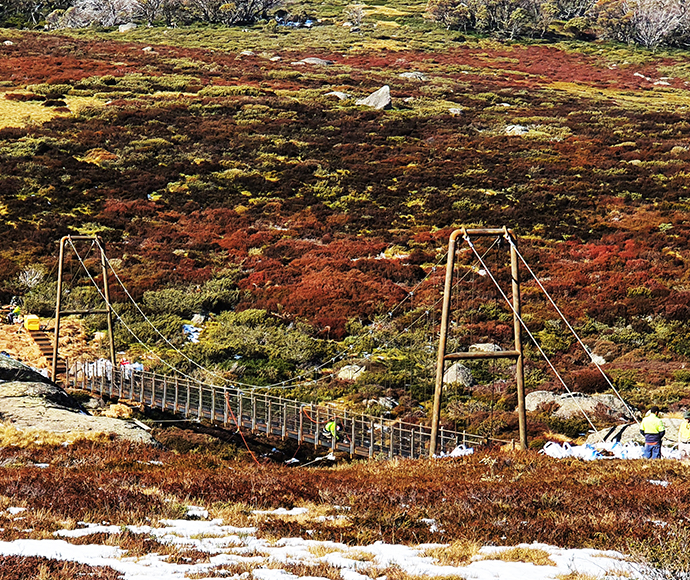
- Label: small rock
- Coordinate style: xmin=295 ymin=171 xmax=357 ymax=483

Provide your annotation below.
xmin=505 ymin=124 xmax=528 ymax=136
xmin=269 ymin=56 xmax=281 ymax=61
xmin=325 ymin=91 xmax=351 ymax=100
xmin=300 ymin=57 xmax=334 ymax=66
xmin=3 ymin=40 xmax=14 ymax=46
xmin=469 ymin=343 xmax=502 ymax=352
xmin=356 ymin=85 xmax=392 ymax=110
xmin=399 ymin=71 xmax=427 ymax=81
xmin=449 ymin=107 xmax=463 ymax=115
xmin=118 ymin=22 xmax=137 ymax=33
xmin=142 ymin=46 xmax=153 ymax=52
xmin=240 ymin=50 xmax=255 ymax=56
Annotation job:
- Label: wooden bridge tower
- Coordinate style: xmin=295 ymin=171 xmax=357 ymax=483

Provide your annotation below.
xmin=430 ymin=227 xmax=527 ymax=455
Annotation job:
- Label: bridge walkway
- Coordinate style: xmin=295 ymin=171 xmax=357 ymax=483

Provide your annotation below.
xmin=66 ymin=360 xmax=511 ymax=459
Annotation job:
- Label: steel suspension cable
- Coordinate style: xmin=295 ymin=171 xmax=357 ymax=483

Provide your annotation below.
xmin=93 ymin=239 xmax=449 ymax=392
xmin=503 ymin=234 xmax=639 ymax=426
xmin=68 ymin=239 xmax=213 ymax=386
xmin=463 ymin=234 xmax=599 ymax=433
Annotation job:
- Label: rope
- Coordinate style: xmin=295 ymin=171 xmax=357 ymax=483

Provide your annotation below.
xmin=503 ymin=234 xmax=639 ymax=426
xmin=225 ymin=392 xmax=262 ymax=466
xmin=463 ymin=233 xmax=599 ymax=433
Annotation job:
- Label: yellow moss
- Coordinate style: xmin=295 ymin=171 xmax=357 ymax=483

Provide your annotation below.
xmin=0 ymin=93 xmax=104 ymax=129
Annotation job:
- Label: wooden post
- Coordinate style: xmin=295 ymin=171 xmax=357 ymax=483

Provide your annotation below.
xmin=251 ymin=394 xmax=256 ymax=432
xmin=211 ymin=388 xmax=216 ymax=423
xmin=314 ymin=406 xmax=320 ymax=448
xmin=162 ymin=377 xmax=167 ymax=412
xmin=185 ymin=379 xmax=190 ymax=418
xmin=174 ymin=376 xmax=179 ymax=414
xmin=267 ymin=397 xmax=272 ymax=435
xmin=350 ymin=419 xmax=355 ymax=457
xmin=282 ymin=401 xmax=287 ymax=439
xmin=298 ymin=406 xmax=304 ymax=443
xmin=430 ymin=230 xmax=460 ymax=456
xmin=224 ymin=388 xmax=229 ymax=427
xmin=369 ymin=420 xmax=374 ymax=458
xmin=509 ymin=229 xmax=528 ymax=450
xmin=198 ymin=384 xmax=203 ymax=421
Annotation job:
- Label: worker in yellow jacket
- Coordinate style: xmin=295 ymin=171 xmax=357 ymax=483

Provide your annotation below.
xmin=640 ymin=406 xmax=665 ymax=459
xmin=678 ymin=411 xmax=690 ymax=459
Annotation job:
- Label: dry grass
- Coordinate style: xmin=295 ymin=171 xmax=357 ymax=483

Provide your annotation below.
xmin=369 ymin=565 xmax=465 ymax=580
xmin=308 ymin=544 xmax=345 ymax=557
xmin=421 ymin=539 xmax=480 ymax=565
xmin=0 ymin=423 xmax=111 ymax=449
xmin=480 ymin=546 xmax=557 ymax=566
xmin=102 ymin=404 xmax=133 ymax=419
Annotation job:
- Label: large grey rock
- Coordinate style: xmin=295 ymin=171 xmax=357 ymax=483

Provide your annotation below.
xmin=0 ymin=354 xmax=154 ymax=444
xmin=356 ymin=85 xmax=392 ymax=110
xmin=0 ymin=354 xmax=53 ymax=386
xmin=525 ymin=390 xmax=633 ymax=421
xmin=118 ymin=22 xmax=137 ymax=32
xmin=443 ymin=363 xmax=475 ymax=388
xmin=337 ymin=364 xmax=365 ymax=381
xmin=587 ymin=418 xmax=682 ymax=446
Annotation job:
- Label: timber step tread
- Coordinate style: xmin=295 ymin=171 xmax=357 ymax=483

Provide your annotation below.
xmin=28 ymin=330 xmax=66 ymax=374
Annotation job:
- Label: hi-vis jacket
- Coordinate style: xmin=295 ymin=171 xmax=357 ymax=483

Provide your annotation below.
xmin=679 ymin=420 xmax=690 ymax=444
xmin=640 ymin=413 xmax=665 ymax=445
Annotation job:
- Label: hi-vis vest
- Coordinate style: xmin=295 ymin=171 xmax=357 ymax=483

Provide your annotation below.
xmin=679 ymin=420 xmax=690 ymax=444
xmin=641 ymin=413 xmax=664 ymax=434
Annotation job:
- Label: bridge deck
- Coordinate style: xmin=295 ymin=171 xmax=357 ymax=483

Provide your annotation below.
xmin=66 ymin=360 xmax=511 ymax=459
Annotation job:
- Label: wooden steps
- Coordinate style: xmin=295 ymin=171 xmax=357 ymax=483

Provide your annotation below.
xmin=28 ymin=330 xmax=66 ymax=377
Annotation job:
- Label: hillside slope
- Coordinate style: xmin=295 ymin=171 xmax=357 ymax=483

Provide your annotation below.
xmin=1 ymin=25 xmax=690 ymax=440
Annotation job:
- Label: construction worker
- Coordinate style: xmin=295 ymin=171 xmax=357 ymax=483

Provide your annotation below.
xmin=324 ymin=420 xmax=348 ymax=444
xmin=8 ymin=304 xmax=20 ymax=324
xmin=678 ymin=410 xmax=690 ymax=459
xmin=640 ymin=406 xmax=665 ymax=459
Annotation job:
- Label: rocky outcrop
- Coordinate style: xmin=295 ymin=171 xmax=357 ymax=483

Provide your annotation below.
xmin=526 ymin=390 xmax=633 ymax=421
xmin=587 ymin=419 xmax=682 ymax=446
xmin=0 ymin=354 xmax=154 ymax=444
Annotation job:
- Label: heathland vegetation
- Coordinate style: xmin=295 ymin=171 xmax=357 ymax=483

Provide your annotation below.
xmin=2 ymin=0 xmax=690 ymax=448
xmin=3 ymin=2 xmax=690 ymax=577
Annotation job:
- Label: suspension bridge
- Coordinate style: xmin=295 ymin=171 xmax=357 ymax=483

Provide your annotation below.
xmin=65 ymin=359 xmax=511 ymax=458
xmin=41 ymin=227 xmax=638 ymax=459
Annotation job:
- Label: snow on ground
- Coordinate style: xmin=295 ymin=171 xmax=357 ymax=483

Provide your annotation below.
xmin=0 ymin=506 xmax=642 ymax=580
